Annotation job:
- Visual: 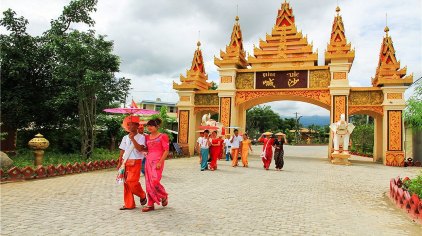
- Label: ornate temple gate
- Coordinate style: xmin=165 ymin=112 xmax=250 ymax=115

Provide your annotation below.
xmin=173 ymin=1 xmax=413 ymax=166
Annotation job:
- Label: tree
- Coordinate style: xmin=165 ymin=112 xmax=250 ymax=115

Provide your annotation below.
xmin=351 ymin=124 xmax=374 ymax=154
xmin=150 ymin=106 xmax=176 ymax=141
xmin=97 ymin=114 xmax=125 ymax=151
xmin=404 ymin=78 xmax=422 ymax=130
xmin=350 ymin=114 xmax=374 ymax=154
xmin=0 ymin=9 xmax=56 ymax=152
xmin=246 ymin=105 xmax=300 ymax=138
xmin=209 ymin=81 xmax=218 ymax=90
xmin=0 ymin=0 xmax=131 ymax=157
xmin=45 ymin=0 xmax=130 ymax=158
xmin=246 ymin=106 xmax=280 ymax=136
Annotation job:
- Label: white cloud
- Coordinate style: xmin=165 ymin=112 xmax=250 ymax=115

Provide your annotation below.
xmin=1 ymin=0 xmax=421 ymax=106
xmin=265 ymin=101 xmax=330 ymax=117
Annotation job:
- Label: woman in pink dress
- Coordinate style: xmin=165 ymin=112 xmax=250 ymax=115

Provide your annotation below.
xmin=142 ymin=118 xmax=170 ymax=212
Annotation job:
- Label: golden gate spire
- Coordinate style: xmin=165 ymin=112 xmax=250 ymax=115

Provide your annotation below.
xmin=325 ymin=6 xmax=355 ymax=64
xmin=173 ymin=41 xmax=210 ymax=91
xmin=371 ymin=25 xmax=413 ymax=87
xmin=248 ymin=1 xmax=318 ymax=67
xmin=191 ymin=41 xmax=206 ymax=73
xmin=214 ymin=15 xmax=248 ymax=68
xmin=275 ymin=0 xmax=295 ymax=27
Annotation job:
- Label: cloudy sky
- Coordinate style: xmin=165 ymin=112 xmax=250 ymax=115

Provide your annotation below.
xmin=1 ymin=0 xmax=421 ymax=117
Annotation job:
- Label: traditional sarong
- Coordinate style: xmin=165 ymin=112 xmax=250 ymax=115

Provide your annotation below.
xmin=274 ymin=150 xmax=284 ymax=169
xmin=145 ymin=134 xmax=169 ymax=206
xmin=200 ymin=148 xmax=209 ymax=170
xmin=124 ymin=159 xmax=146 ymax=208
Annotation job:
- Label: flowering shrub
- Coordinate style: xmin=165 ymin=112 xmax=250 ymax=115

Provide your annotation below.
xmin=403 ymin=172 xmax=422 ymax=199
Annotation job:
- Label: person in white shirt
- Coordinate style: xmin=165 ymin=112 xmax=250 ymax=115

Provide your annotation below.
xmin=223 ymin=134 xmax=232 ymax=161
xmin=230 ymin=129 xmax=243 ymax=167
xmin=199 ymin=130 xmax=211 ymax=171
xmin=117 ymin=116 xmax=147 ymax=210
xmin=196 ymin=131 xmax=204 ymax=164
xmin=138 ymin=124 xmax=147 ymax=176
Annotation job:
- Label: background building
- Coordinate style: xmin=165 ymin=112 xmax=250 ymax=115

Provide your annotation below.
xmin=139 ymin=98 xmax=177 ymax=118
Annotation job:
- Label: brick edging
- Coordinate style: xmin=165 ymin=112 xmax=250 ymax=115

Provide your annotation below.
xmin=389 ymin=177 xmax=422 ymax=224
xmin=0 ymin=159 xmax=118 ymax=183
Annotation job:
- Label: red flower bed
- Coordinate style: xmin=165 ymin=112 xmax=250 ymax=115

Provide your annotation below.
xmin=389 ymin=177 xmax=422 ymax=224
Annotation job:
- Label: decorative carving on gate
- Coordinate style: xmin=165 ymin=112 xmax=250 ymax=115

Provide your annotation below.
xmin=349 ymin=90 xmax=384 ymax=106
xmin=333 ymin=95 xmax=347 ymax=122
xmin=348 ymin=106 xmax=383 ymax=116
xmin=387 ymin=93 xmax=403 ymax=99
xmin=220 ymin=76 xmax=233 ymax=83
xmin=178 ymin=110 xmax=190 ymax=144
xmin=194 ymin=106 xmax=219 ymax=114
xmin=309 ymin=70 xmax=330 ymax=88
xmin=388 ymin=110 xmax=402 ymax=151
xmin=333 ymin=72 xmax=347 ymax=80
xmin=180 ymin=96 xmax=190 ymax=102
xmin=194 ymin=94 xmax=219 ymax=106
xmin=235 ymin=73 xmax=254 ymax=89
xmin=386 ymin=151 xmax=405 ymax=167
xmin=220 ymin=97 xmax=232 ymax=127
xmin=235 ymin=90 xmax=331 ymax=107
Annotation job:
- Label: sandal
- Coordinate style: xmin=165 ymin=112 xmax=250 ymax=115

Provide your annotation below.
xmin=141 ymin=206 xmax=155 ymax=212
xmin=140 ymin=196 xmax=147 ymax=206
xmin=162 ymin=197 xmax=168 ymax=207
xmin=119 ymin=206 xmax=134 ymax=210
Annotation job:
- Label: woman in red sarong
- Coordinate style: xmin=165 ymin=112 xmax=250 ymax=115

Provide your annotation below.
xmin=209 ymin=131 xmax=221 ymax=171
xmin=258 ymin=132 xmax=274 ymax=170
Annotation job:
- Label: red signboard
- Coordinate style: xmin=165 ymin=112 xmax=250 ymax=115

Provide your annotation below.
xmin=255 ymin=70 xmax=308 ymax=89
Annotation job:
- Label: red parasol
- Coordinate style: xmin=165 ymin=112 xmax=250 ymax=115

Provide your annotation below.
xmin=103 ymin=107 xmax=158 ymax=115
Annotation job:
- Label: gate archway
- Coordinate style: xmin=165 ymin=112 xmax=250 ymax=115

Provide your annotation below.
xmin=173 ymin=1 xmax=413 ymax=166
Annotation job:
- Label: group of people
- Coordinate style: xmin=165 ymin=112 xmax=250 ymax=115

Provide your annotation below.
xmin=258 ymin=132 xmax=288 ymax=171
xmin=117 ymin=116 xmax=169 ymax=212
xmin=117 ymin=116 xmax=288 ymax=212
xmin=196 ymin=129 xmax=254 ymax=171
xmin=196 ymin=129 xmax=287 ymax=171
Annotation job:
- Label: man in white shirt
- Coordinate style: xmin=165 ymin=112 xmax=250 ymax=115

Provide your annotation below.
xmin=196 ymin=131 xmax=204 ymax=164
xmin=230 ymin=129 xmax=243 ymax=167
xmin=223 ymin=134 xmax=232 ymax=161
xmin=199 ymin=130 xmax=211 ymax=171
xmin=117 ymin=116 xmax=147 ymax=210
xmin=138 ymin=124 xmax=147 ymax=176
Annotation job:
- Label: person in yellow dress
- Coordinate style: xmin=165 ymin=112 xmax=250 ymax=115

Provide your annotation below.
xmin=240 ymin=133 xmax=253 ymax=167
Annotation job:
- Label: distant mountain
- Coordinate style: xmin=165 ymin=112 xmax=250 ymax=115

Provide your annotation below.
xmin=284 ymin=115 xmax=330 ymax=127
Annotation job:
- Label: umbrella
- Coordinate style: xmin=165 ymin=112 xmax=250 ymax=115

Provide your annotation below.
xmin=198 ymin=125 xmax=219 ymax=130
xmin=103 ymin=107 xmax=158 ymax=115
xmin=196 ymin=130 xmax=205 ymax=133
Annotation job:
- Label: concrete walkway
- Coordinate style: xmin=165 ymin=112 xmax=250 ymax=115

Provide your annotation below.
xmin=1 ymin=145 xmax=421 ymax=235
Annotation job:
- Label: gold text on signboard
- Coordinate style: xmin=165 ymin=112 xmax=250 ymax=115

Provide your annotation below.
xmin=262 ymin=78 xmax=276 ymax=88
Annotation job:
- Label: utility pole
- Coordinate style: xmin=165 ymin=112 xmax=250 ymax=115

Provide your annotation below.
xmin=294 ymin=112 xmax=302 ymax=144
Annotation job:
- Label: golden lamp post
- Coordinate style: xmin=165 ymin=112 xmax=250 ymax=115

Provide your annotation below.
xmin=28 ymin=133 xmax=50 ymax=166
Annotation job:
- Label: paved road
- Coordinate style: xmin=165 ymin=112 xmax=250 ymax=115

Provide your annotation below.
xmin=1 ymin=145 xmax=421 ymax=235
